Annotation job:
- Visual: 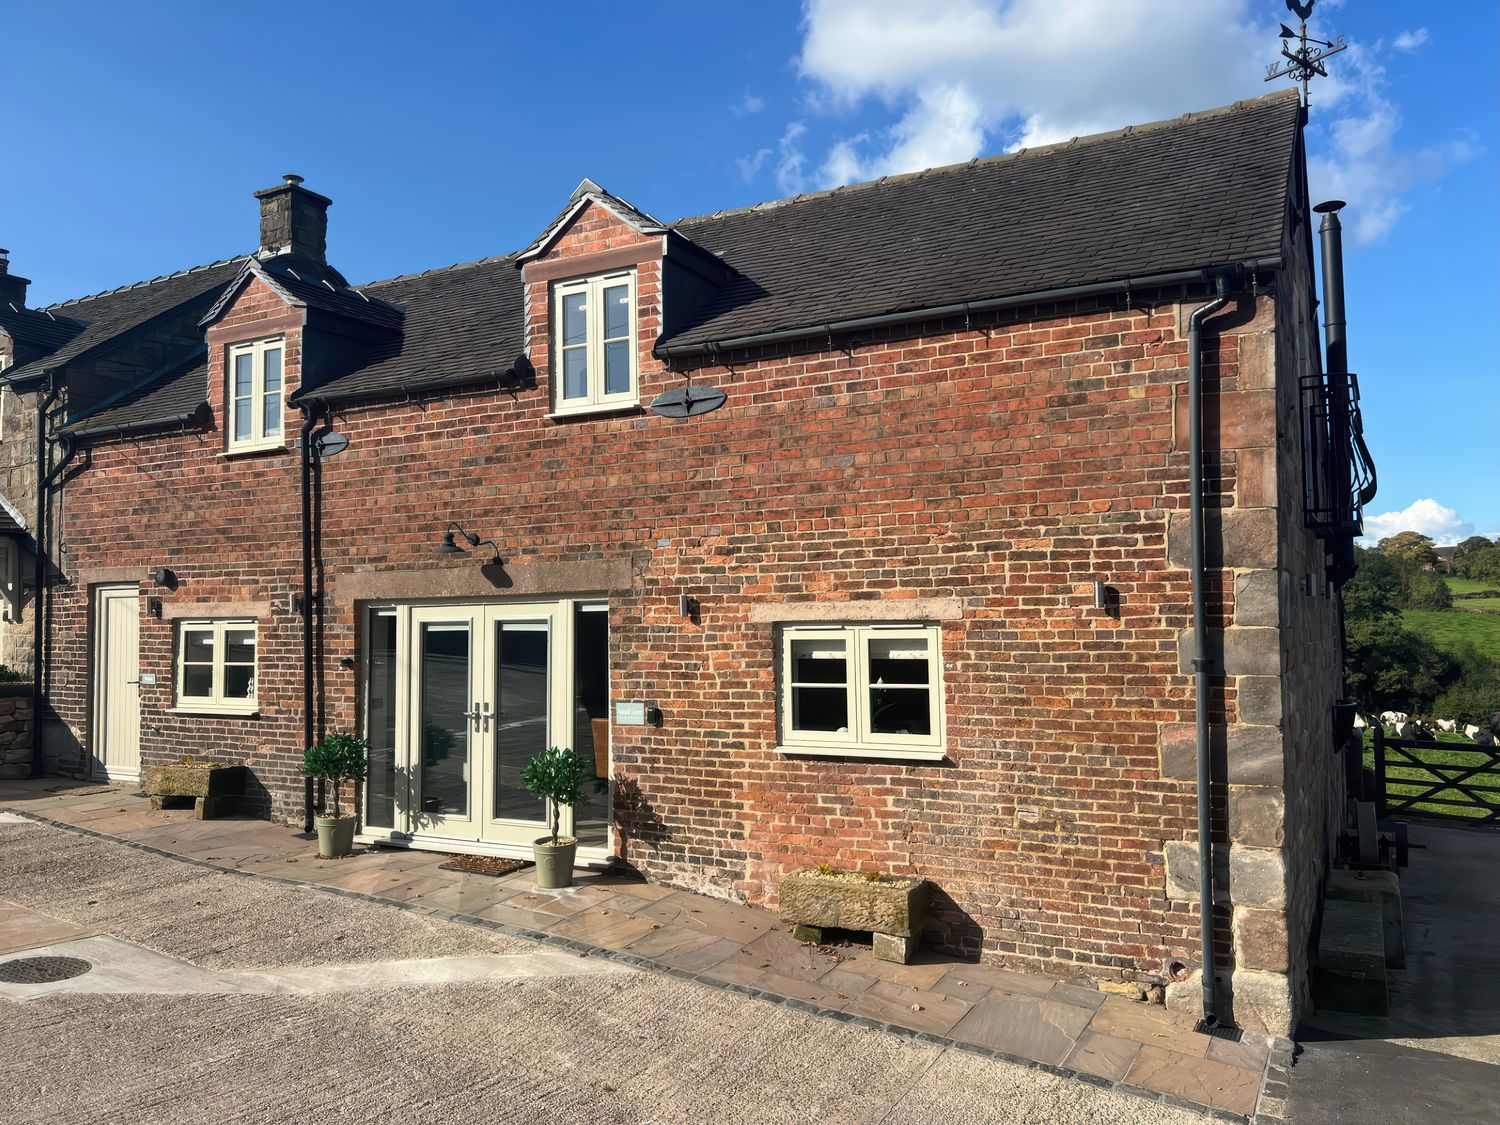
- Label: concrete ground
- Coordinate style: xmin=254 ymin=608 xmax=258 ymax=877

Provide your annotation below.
xmin=1286 ymin=823 xmax=1500 ymax=1124
xmin=0 ymin=815 xmax=1213 ymax=1125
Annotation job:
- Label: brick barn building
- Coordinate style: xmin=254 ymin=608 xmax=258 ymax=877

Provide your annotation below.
xmin=0 ymin=89 xmax=1374 ymax=1034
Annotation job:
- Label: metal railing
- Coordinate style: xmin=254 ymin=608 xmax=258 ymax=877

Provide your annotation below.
xmin=1301 ymin=370 xmax=1377 ymax=538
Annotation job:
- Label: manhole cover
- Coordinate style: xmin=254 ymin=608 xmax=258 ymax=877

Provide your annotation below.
xmin=0 ymin=956 xmax=93 ymax=984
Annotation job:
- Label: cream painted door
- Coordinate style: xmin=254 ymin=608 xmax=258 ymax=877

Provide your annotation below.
xmin=94 ymin=585 xmax=141 ymax=780
xmin=403 ymin=603 xmax=565 ymax=852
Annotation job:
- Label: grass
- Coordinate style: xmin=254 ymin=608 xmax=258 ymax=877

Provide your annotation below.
xmin=1443 ymin=576 xmax=1497 ymax=596
xmin=1362 ymin=728 xmax=1500 ymax=823
xmin=1401 ymin=609 xmax=1500 ymax=663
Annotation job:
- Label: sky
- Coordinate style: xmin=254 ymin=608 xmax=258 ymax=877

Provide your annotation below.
xmin=4 ymin=1 xmax=1495 ymax=540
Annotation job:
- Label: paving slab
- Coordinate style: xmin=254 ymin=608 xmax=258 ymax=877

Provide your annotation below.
xmin=0 ymin=900 xmax=94 ymax=955
xmin=1125 ymin=1044 xmax=1262 ymax=1116
xmin=951 ymin=995 xmax=1096 ymax=1065
xmin=843 ymin=977 xmax=974 ymax=1035
xmin=1065 ymin=1030 xmax=1144 ymax=1082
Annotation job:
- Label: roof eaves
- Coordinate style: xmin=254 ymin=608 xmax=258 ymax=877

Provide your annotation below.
xmin=516 ymin=182 xmax=668 ymax=263
xmin=198 ymin=259 xmax=306 ymax=327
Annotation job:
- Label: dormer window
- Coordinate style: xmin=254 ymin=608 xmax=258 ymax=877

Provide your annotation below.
xmin=226 ymin=337 xmax=284 ymax=452
xmin=553 ymin=271 xmax=637 ymax=414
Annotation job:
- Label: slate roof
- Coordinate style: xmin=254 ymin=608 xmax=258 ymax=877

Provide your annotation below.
xmin=294 ymin=255 xmax=524 ymax=403
xmin=62 ymin=353 xmax=207 ymax=437
xmin=663 ymin=90 xmax=1302 ymax=349
xmin=42 ymin=91 xmax=1301 ymax=432
xmin=0 ymin=304 xmax=86 ymax=354
xmin=202 ymin=255 xmax=404 ymax=334
xmin=4 ymin=257 xmax=246 ymax=385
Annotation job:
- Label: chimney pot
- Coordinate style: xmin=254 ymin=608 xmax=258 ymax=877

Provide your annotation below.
xmin=0 ymin=248 xmax=9 ymax=274
xmin=253 ymin=176 xmax=331 ymax=265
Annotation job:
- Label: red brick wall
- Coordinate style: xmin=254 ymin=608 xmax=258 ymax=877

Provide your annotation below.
xmin=48 ymin=206 xmax=1259 ymax=985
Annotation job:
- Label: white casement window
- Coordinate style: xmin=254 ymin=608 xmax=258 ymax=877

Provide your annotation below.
xmin=552 ymin=271 xmax=637 ymax=414
xmin=177 ymin=620 xmax=257 ymax=713
xmin=778 ymin=623 xmax=946 ymax=760
xmin=226 ymin=338 xmax=285 ymax=452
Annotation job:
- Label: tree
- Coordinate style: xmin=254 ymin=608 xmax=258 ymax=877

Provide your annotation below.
xmin=1453 ymin=535 xmax=1495 ymax=561
xmin=1378 ymin=530 xmax=1440 ymax=570
xmin=1345 ymin=546 xmax=1404 ymax=617
xmin=1458 ymin=545 xmax=1500 ymax=586
xmin=1406 ymin=569 xmax=1454 ymax=610
xmin=1344 ymin=614 xmax=1455 ymax=715
xmin=1432 ymin=644 xmax=1500 ymax=726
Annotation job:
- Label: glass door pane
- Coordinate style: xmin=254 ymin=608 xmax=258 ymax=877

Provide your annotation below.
xmin=419 ymin=622 xmax=472 ymax=819
xmin=492 ymin=621 xmax=548 ymax=825
xmin=572 ymin=602 xmax=611 ymax=849
xmin=365 ymin=611 xmax=398 ymax=829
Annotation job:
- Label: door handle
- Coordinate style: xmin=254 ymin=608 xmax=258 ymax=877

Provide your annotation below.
xmin=478 ymin=702 xmax=493 ymax=732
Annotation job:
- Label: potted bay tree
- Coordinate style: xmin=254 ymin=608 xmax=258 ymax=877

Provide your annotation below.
xmin=300 ymin=733 xmax=369 ymax=858
xmin=521 ymin=745 xmax=592 ymax=889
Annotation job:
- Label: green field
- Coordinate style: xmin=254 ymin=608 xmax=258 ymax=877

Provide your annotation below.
xmin=1401 ymin=609 xmax=1500 ymax=662
xmin=1362 ymin=728 xmax=1500 ymax=823
xmin=1444 ymin=576 xmax=1498 ymax=596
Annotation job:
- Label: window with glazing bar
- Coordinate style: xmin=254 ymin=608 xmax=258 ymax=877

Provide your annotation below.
xmin=226 ymin=338 xmax=284 ymax=451
xmin=552 ymin=272 xmax=637 ymax=413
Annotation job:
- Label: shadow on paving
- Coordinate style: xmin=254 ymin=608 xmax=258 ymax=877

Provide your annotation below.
xmin=1287 ymin=823 xmax=1500 ymax=1124
xmin=0 ymin=775 xmax=1270 ymax=1118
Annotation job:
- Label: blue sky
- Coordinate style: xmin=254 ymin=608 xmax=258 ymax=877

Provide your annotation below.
xmin=5 ymin=1 xmax=1495 ymax=538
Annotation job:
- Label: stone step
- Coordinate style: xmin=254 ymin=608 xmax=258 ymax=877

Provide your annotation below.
xmin=1325 ymin=868 xmax=1404 ymax=968
xmin=1314 ymin=899 xmax=1388 ymax=1016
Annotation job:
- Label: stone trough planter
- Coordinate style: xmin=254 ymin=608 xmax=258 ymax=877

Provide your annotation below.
xmin=779 ymin=867 xmax=930 ymax=963
xmin=143 ymin=762 xmax=248 ymax=820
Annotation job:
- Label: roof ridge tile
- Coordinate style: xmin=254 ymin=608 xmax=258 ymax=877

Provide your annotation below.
xmin=44 ymin=255 xmax=250 ymax=311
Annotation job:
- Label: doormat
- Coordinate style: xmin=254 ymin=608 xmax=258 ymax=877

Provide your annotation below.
xmin=437 ymin=855 xmax=532 ymax=878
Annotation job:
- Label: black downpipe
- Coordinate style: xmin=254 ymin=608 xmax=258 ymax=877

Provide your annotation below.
xmin=28 ymin=378 xmax=60 ymax=777
xmin=1189 ymin=275 xmax=1232 ymax=1030
xmin=299 ymin=401 xmax=324 ymax=831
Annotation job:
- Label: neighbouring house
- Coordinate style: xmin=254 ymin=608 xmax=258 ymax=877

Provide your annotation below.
xmin=0 ymin=88 xmax=1378 ymax=1035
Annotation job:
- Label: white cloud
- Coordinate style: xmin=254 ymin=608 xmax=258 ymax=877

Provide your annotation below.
xmin=774 ymin=122 xmax=810 ymax=194
xmin=736 ymin=147 xmax=772 ymax=182
xmin=795 ymin=0 xmax=1270 ymax=184
xmin=731 ymin=0 xmax=1476 ymax=243
xmin=1359 ymin=499 xmax=1474 ymax=547
xmin=732 ymin=91 xmax=767 ymax=117
xmin=1306 ymin=45 xmax=1479 ymax=244
xmin=1392 ymin=28 xmax=1429 ymax=52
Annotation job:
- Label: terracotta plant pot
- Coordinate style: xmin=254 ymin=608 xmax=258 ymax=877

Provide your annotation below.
xmin=533 ymin=835 xmax=578 ymax=889
xmin=315 ymin=814 xmax=357 ymax=859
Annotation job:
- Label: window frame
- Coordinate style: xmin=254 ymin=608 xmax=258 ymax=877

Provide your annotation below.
xmin=175 ymin=619 xmax=258 ymax=714
xmin=777 ymin=622 xmax=946 ymax=761
xmin=225 ymin=337 xmax=286 ymax=453
xmin=550 ymin=270 xmax=638 ymax=415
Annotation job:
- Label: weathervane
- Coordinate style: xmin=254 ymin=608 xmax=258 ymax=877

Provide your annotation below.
xmin=1265 ymin=0 xmax=1347 ymax=107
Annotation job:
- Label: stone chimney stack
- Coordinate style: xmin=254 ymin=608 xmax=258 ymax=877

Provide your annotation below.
xmin=253 ymin=174 xmax=331 ymax=264
xmin=0 ymin=249 xmax=31 ymax=308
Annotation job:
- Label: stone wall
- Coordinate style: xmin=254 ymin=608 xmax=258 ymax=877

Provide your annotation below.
xmin=0 ymin=683 xmax=35 ymax=778
xmin=1160 ymin=191 xmax=1345 ymax=1035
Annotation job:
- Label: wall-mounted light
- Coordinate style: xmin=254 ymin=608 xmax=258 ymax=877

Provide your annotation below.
xmin=152 ymin=567 xmax=177 ymax=589
xmin=1093 ymin=580 xmax=1121 ymax=618
xmin=679 ymin=593 xmax=699 ymax=619
xmin=146 ymin=597 xmax=163 ymax=619
xmin=435 ymin=522 xmax=504 ymax=566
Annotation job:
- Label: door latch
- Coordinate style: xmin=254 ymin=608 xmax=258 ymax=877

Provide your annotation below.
xmin=478 ymin=702 xmax=493 ymax=732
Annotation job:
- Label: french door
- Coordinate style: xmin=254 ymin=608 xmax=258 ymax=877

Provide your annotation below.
xmin=365 ymin=601 xmax=609 ymax=857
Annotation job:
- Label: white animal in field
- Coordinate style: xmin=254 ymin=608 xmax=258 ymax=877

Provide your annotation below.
xmin=1380 ymin=711 xmax=1409 ymax=727
xmin=1395 ymin=721 xmax=1418 ymax=739
xmin=1465 ymin=724 xmax=1482 ymax=740
xmin=1436 ymin=719 xmax=1458 ymax=733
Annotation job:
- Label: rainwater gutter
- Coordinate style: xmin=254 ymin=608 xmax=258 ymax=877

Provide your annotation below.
xmin=1188 ymin=274 xmax=1233 ymax=1032
xmin=654 ymin=262 xmax=1280 ymax=359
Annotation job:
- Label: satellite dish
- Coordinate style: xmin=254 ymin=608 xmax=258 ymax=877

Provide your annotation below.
xmin=314 ymin=430 xmax=350 ymax=458
xmin=649 ymin=385 xmax=727 ymax=418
